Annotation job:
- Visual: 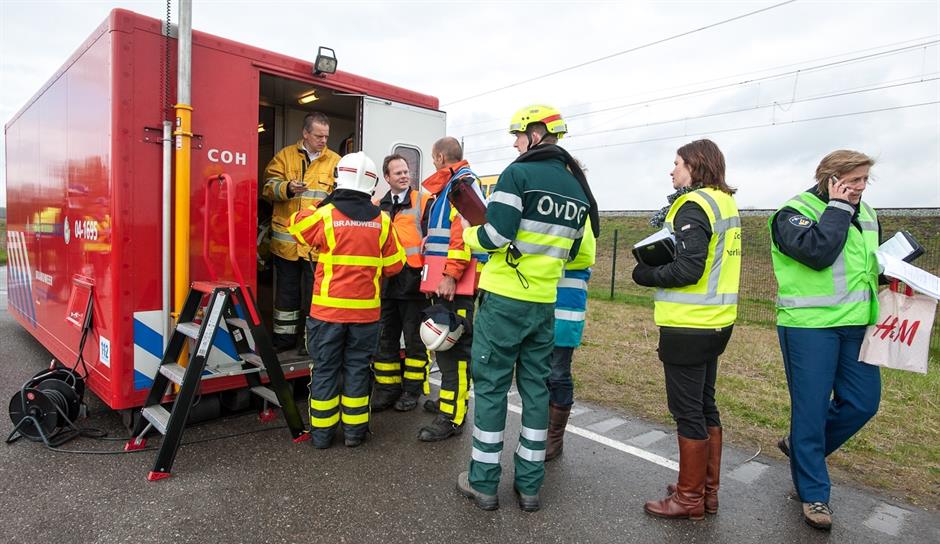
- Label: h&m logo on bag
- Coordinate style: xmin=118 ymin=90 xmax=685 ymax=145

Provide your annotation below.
xmin=872 ymin=315 xmax=921 ymax=346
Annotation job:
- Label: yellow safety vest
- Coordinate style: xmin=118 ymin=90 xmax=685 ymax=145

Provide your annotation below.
xmin=654 ymin=188 xmax=741 ymax=328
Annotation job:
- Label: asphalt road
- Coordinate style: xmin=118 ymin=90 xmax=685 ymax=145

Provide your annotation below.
xmin=0 ymin=269 xmax=937 ymax=543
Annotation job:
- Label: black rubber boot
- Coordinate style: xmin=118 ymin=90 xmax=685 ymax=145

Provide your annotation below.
xmin=418 ymin=414 xmax=463 ymax=442
xmin=344 ymin=433 xmax=367 ymax=448
xmin=394 ymin=391 xmax=419 ymax=412
xmin=423 ymin=398 xmax=440 ymax=414
xmin=371 ymin=387 xmax=400 ymax=412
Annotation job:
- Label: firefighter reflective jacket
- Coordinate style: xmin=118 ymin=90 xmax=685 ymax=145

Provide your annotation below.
xmin=653 ymin=188 xmax=741 ymax=329
xmin=770 ymin=192 xmax=879 ymax=328
xmin=288 ymin=202 xmax=406 ymax=323
xmin=263 ymin=140 xmax=340 ymax=261
xmin=421 ymin=160 xmax=489 ymax=281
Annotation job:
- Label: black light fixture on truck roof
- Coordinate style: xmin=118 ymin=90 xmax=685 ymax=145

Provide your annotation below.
xmin=314 ymin=46 xmax=337 ymax=76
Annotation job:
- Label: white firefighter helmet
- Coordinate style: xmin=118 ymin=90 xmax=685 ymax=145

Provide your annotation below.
xmin=420 ymin=305 xmax=467 ymax=352
xmin=334 ymin=151 xmax=379 ymax=195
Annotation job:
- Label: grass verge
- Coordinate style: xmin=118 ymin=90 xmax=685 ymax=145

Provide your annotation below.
xmin=575 ymin=297 xmax=940 ymax=510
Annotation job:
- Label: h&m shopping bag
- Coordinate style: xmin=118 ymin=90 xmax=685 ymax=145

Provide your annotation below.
xmin=859 ymin=281 xmax=937 ymax=374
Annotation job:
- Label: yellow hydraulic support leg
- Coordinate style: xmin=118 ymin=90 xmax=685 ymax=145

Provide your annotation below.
xmin=174 ymin=103 xmax=193 ymax=367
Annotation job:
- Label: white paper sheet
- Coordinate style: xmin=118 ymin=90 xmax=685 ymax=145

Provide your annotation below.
xmin=878 ymin=231 xmax=915 ymax=261
xmin=633 ymin=227 xmax=674 ymax=249
xmin=877 ymin=251 xmax=940 ymax=300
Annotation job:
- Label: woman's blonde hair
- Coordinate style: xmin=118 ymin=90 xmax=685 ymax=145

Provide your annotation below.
xmin=815 ymin=150 xmax=875 ymax=195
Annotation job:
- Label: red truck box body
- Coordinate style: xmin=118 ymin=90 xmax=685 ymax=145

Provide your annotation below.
xmin=4 ymin=9 xmax=442 ymax=410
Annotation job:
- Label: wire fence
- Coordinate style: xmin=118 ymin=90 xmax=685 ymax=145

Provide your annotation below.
xmin=592 ymin=209 xmax=940 ymax=353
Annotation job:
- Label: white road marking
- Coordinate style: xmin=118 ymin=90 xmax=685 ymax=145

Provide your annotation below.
xmin=429 ymin=377 xmax=679 ymax=472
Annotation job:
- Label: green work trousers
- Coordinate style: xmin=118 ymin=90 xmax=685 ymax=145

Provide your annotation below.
xmin=467 ymin=291 xmax=555 ymax=496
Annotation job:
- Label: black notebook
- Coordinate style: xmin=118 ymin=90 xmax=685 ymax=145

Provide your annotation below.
xmin=878 ymin=231 xmax=924 ymax=263
xmin=632 ymin=228 xmax=676 ymax=266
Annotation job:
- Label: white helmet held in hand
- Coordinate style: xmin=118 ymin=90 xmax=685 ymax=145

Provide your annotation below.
xmin=334 ymin=152 xmax=379 ymax=195
xmin=420 ymin=305 xmax=468 ymax=351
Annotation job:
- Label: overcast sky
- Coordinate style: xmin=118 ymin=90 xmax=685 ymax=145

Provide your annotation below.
xmin=1 ymin=0 xmax=938 ymax=210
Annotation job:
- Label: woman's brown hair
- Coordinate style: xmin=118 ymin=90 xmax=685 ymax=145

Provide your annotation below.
xmin=677 ymin=139 xmax=736 ymax=195
xmin=814 ymin=149 xmax=875 ymax=195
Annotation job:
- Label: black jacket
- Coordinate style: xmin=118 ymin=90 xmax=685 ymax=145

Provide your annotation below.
xmin=379 ymin=188 xmax=425 ymax=300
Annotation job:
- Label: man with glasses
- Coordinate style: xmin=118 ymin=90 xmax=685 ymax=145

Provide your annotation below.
xmin=263 ymin=112 xmax=340 ymax=354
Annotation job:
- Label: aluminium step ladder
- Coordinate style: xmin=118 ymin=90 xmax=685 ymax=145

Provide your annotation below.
xmin=125 ymin=281 xmax=309 ymax=480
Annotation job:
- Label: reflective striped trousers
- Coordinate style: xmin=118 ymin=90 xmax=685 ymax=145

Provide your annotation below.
xmin=306 ymin=318 xmax=379 ymax=445
xmin=468 ymin=292 xmax=554 ymax=496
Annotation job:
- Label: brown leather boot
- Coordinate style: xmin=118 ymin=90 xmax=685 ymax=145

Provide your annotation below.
xmin=703 ymin=426 xmax=722 ymax=514
xmin=645 ymin=436 xmax=708 ymax=520
xmin=545 ymin=403 xmax=571 ymax=461
xmin=669 ymin=426 xmax=722 ymax=513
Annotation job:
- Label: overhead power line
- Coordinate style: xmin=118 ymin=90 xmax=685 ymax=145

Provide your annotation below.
xmin=470 ymin=101 xmax=940 ymax=166
xmin=464 ymin=77 xmax=939 ymax=155
xmin=448 ymin=34 xmax=939 ymax=130
xmin=442 ymin=0 xmax=799 ymax=106
xmin=458 ymin=40 xmax=939 ymax=139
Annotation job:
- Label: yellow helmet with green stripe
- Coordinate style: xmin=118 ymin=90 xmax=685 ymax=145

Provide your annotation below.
xmin=509 ymin=104 xmax=567 ymax=138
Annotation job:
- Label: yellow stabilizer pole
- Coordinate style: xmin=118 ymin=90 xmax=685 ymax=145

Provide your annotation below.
xmin=174 ymin=103 xmax=193 ymax=368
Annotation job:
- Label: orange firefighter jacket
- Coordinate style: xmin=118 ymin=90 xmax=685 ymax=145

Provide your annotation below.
xmin=263 ymin=140 xmax=340 ymax=261
xmin=288 ymin=203 xmax=405 ymax=323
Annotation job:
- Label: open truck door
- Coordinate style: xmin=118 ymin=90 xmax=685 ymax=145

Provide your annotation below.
xmin=360 ymin=96 xmax=446 ymax=198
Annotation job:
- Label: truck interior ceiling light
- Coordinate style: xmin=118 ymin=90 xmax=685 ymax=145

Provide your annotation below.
xmin=314 ymin=46 xmax=337 ymax=75
xmin=298 ymin=90 xmax=318 ymax=105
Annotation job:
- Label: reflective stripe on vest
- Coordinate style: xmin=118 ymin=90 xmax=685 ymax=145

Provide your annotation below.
xmin=393 ymin=190 xmax=427 ymax=268
xmin=653 ymin=188 xmax=741 ymax=328
xmin=301 ymin=189 xmax=330 ymax=199
xmin=312 ymin=206 xmax=391 ymax=310
xmin=770 ymin=193 xmax=879 ymax=327
xmin=425 ymin=167 xmax=489 ymax=264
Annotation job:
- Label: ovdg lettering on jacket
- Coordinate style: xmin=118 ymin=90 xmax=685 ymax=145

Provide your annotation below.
xmin=534 ymin=194 xmax=587 ymax=223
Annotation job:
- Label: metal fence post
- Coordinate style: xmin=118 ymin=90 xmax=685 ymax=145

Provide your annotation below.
xmin=610 ymin=229 xmax=618 ymax=299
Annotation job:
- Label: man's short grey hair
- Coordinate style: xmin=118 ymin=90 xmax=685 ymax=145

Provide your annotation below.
xmin=303 ymin=112 xmax=330 ymax=132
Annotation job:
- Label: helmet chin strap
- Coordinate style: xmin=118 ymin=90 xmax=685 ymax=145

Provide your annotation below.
xmin=525 ymin=131 xmax=542 ymax=152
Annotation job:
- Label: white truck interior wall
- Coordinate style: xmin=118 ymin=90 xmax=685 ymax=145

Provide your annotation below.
xmin=361 ymin=97 xmax=446 ymax=200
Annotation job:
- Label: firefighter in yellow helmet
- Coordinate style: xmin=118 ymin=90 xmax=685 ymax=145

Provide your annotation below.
xmin=456 ymin=105 xmax=599 ymax=512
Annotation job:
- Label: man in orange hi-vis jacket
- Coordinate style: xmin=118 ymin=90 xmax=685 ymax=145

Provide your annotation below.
xmin=288 ymin=152 xmax=405 ymax=449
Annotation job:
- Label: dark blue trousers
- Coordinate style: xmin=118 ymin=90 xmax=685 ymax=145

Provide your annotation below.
xmin=548 ymin=346 xmax=575 ymax=407
xmin=306 ymin=318 xmax=379 ymax=446
xmin=777 ymin=325 xmax=881 ymax=503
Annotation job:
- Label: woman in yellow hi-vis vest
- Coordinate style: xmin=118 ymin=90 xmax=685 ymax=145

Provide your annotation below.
xmin=633 ymin=139 xmax=741 ymax=521
xmin=769 ymin=150 xmax=881 ymax=531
